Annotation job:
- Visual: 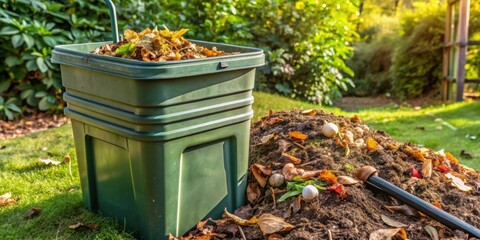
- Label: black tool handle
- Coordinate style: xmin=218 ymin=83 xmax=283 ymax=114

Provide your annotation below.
xmin=366 ymin=175 xmax=480 ymax=238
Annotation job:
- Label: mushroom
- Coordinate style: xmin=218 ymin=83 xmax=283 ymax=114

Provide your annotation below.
xmin=302 ymin=185 xmax=319 ymax=201
xmin=322 ymin=123 xmax=339 ymax=138
xmin=269 ymin=173 xmax=285 ymax=188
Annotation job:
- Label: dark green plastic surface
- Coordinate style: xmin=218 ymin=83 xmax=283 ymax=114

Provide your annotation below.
xmin=54 ymin=39 xmax=264 ymax=239
xmin=70 ymin=118 xmax=249 ymax=238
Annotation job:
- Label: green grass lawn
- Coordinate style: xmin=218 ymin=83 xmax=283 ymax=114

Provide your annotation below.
xmin=1 ymin=91 xmax=479 ymax=239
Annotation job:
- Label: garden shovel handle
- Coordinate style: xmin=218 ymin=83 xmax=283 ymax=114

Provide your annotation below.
xmin=356 ymin=166 xmax=480 ymax=238
xmin=103 ymin=0 xmax=119 ymax=43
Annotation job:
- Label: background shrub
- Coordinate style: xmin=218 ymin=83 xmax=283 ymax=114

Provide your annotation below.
xmin=0 ymin=0 xmax=358 ymax=120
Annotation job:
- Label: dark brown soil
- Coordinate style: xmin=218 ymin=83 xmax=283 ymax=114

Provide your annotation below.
xmin=179 ymin=110 xmax=480 ymax=240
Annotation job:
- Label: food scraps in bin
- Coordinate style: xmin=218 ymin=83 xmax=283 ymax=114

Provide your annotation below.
xmin=92 ymin=26 xmax=238 ymax=62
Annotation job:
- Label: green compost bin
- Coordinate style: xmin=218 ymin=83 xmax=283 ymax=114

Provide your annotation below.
xmin=52 ymin=39 xmax=264 ymax=238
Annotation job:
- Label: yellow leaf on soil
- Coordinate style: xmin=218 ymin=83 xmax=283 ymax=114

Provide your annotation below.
xmin=445 ymin=152 xmax=459 ymax=165
xmin=257 ymin=213 xmax=295 ymax=236
xmin=366 ymin=137 xmax=379 ymax=151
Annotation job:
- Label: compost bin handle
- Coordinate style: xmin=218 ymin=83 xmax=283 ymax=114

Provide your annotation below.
xmin=104 ymin=0 xmax=119 ymax=43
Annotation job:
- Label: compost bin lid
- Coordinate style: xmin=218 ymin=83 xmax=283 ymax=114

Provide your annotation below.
xmin=51 ymin=40 xmax=265 ymax=80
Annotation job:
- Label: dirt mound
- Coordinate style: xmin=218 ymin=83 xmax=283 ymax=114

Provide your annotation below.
xmin=174 ymin=110 xmax=480 ymax=240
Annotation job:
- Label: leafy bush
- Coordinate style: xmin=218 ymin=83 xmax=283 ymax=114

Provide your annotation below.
xmin=0 ymin=0 xmax=110 ymax=120
xmin=390 ymin=3 xmax=445 ymax=99
xmin=0 ymin=0 xmax=358 ymax=120
xmin=347 ymin=36 xmax=394 ymax=96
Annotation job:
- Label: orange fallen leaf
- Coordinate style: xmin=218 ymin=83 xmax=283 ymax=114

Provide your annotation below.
xmin=251 ymin=164 xmax=272 ymax=188
xmin=25 ymin=207 xmax=41 ymax=219
xmin=223 ymin=208 xmax=258 ymax=226
xmin=437 ymin=165 xmax=449 ymax=173
xmin=422 ymin=159 xmax=432 ymax=179
xmin=63 ymin=155 xmax=71 ymax=163
xmin=350 ymin=114 xmax=361 ymax=123
xmin=69 ymin=222 xmax=99 ymax=230
xmin=366 ymin=137 xmax=379 ymax=151
xmin=39 ymin=158 xmax=62 ymax=165
xmin=266 ymin=117 xmax=283 ymax=125
xmin=247 ymin=183 xmax=261 ymax=203
xmin=318 ymin=169 xmax=337 ymax=184
xmin=257 ymin=213 xmax=295 ymax=236
xmin=386 ymin=143 xmax=399 ymax=151
xmin=445 ymin=173 xmax=472 ymax=192
xmin=404 ymin=146 xmax=426 ymax=161
xmin=432 ymin=202 xmax=442 ymax=210
xmin=289 ymin=131 xmax=308 ymax=141
xmin=0 ymin=192 xmax=16 ymax=207
xmin=396 ymin=228 xmax=407 ymax=240
xmin=445 ymin=152 xmax=459 ymax=165
xmin=282 ymin=152 xmax=302 ymax=164
xmin=301 ymin=109 xmax=317 ymax=116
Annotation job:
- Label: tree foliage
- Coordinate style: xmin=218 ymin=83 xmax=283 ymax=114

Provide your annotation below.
xmin=0 ymin=0 xmax=358 ymax=120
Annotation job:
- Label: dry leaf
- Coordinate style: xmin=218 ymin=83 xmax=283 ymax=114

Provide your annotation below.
xmin=301 ymin=109 xmax=317 ymax=116
xmin=39 ymin=158 xmax=62 ymax=165
xmin=318 ymin=169 xmax=337 ymax=184
xmin=405 ymin=146 xmax=426 ymax=161
xmin=63 ymin=155 xmax=71 ymax=163
xmin=261 ymin=134 xmax=276 ymax=144
xmin=350 ymin=114 xmax=361 ymax=123
xmin=369 ymin=228 xmax=402 ymax=240
xmin=247 ymin=183 xmax=261 ymax=203
xmin=380 ymin=214 xmax=407 ymax=227
xmin=337 ymin=176 xmax=361 ymax=186
xmin=384 ymin=205 xmax=420 ymax=217
xmin=196 ymin=218 xmax=211 ymax=232
xmin=284 ymin=196 xmax=302 ymax=218
xmin=251 ymin=164 xmax=272 ymax=188
xmin=25 ymin=207 xmax=41 ymax=219
xmin=445 ymin=152 xmax=459 ymax=165
xmin=0 ymin=192 xmax=16 ymax=206
xmin=266 ymin=117 xmax=283 ymax=125
xmin=289 ymin=131 xmax=308 ymax=141
xmin=396 ymin=228 xmax=407 ymax=240
xmin=445 ymin=173 xmax=472 ymax=192
xmin=282 ymin=152 xmax=302 ymax=164
xmin=366 ymin=137 xmax=379 ymax=151
xmin=257 ymin=213 xmax=295 ymax=236
xmin=69 ymin=222 xmax=99 ymax=230
xmin=424 ymin=225 xmax=439 ymax=240
xmin=422 ymin=159 xmax=432 ymax=179
xmin=386 ymin=143 xmax=399 ymax=151
xmin=223 ymin=208 xmax=258 ymax=226
xmin=277 ymin=139 xmax=291 ymax=152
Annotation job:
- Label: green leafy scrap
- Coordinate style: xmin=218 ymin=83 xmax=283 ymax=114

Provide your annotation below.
xmin=278 ymin=179 xmax=327 ymax=202
xmin=115 ymin=43 xmax=135 ymax=56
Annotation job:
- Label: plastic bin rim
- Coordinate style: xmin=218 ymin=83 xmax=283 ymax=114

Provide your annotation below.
xmin=52 ymin=40 xmax=264 ymax=66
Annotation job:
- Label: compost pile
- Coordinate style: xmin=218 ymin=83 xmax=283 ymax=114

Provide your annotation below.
xmin=92 ymin=26 xmax=236 ymax=62
xmin=172 ymin=109 xmax=480 ymax=240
